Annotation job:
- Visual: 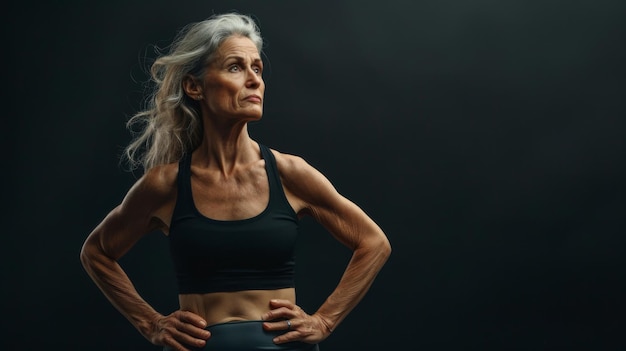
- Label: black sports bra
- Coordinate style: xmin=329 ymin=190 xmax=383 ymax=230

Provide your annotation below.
xmin=169 ymin=144 xmax=299 ymax=294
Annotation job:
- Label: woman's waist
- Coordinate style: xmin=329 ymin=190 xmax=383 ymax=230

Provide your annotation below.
xmin=164 ymin=319 xmax=319 ymax=351
xmin=178 ymin=288 xmax=296 ymax=325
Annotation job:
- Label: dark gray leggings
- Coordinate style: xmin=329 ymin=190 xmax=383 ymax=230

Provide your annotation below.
xmin=164 ymin=320 xmax=320 ymax=351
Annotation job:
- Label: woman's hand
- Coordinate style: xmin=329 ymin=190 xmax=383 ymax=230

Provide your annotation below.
xmin=149 ymin=310 xmax=211 ymax=351
xmin=261 ymin=299 xmax=332 ymax=345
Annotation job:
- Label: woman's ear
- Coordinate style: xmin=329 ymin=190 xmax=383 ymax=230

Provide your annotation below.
xmin=183 ymin=75 xmax=204 ymax=100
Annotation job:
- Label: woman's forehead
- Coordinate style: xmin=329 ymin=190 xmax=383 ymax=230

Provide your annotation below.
xmin=215 ymin=36 xmax=260 ymax=60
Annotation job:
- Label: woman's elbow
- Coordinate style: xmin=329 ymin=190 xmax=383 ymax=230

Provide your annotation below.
xmin=79 ymin=234 xmax=106 ymax=269
xmin=79 ymin=237 xmax=95 ymax=268
xmin=378 ymin=234 xmax=392 ymax=260
xmin=361 ymin=231 xmax=391 ymax=261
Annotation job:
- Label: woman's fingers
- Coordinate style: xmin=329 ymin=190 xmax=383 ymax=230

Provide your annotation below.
xmin=261 ymin=299 xmax=325 ymax=344
xmin=262 ymin=306 xmax=297 ymax=321
xmin=268 ymin=298 xmax=295 ymax=309
xmin=262 ymin=299 xmax=305 ymax=321
xmin=169 ymin=327 xmax=208 ymax=349
xmin=262 ymin=317 xmax=296 ymax=331
xmin=176 ymin=311 xmax=210 ymax=338
xmin=157 ymin=310 xmax=210 ymax=350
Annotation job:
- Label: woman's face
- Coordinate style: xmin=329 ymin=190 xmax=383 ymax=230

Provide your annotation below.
xmin=201 ymin=35 xmax=264 ymax=121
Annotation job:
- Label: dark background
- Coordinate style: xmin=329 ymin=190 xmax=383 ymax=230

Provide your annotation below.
xmin=4 ymin=0 xmax=625 ymax=350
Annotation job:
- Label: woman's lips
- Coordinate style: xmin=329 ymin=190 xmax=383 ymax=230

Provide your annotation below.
xmin=244 ymin=95 xmax=262 ymax=103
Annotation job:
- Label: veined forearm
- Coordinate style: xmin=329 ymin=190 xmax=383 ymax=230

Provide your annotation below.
xmin=80 ymin=245 xmax=161 ymax=337
xmin=314 ymin=237 xmax=391 ymax=332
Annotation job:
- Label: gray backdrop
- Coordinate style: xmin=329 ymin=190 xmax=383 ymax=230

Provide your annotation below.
xmin=4 ymin=0 xmax=625 ymax=350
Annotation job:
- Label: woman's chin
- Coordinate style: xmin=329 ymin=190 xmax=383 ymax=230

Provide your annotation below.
xmin=241 ymin=109 xmax=264 ymax=121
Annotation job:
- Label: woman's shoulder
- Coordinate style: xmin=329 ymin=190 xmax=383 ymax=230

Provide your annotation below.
xmin=268 ymin=148 xmax=311 ymax=177
xmin=268 ymin=147 xmax=336 ymax=198
xmin=112 ymin=161 xmax=179 ymax=229
xmin=131 ymin=162 xmax=179 ymax=199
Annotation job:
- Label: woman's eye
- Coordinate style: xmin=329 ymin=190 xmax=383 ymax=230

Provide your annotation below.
xmin=229 ymin=65 xmax=240 ymax=72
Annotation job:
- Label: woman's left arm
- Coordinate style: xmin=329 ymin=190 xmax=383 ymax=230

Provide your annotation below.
xmin=263 ymin=152 xmax=392 ymax=344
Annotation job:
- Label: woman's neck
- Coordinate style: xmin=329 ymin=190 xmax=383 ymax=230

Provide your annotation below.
xmin=194 ymin=120 xmax=259 ymax=176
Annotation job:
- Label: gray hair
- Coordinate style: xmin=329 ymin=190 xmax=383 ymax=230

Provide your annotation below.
xmin=123 ymin=12 xmax=263 ymax=171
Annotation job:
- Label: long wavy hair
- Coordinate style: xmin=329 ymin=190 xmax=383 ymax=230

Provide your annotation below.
xmin=123 ymin=13 xmax=263 ymax=171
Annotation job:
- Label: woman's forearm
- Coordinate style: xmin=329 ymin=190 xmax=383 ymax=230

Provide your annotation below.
xmin=80 ymin=240 xmax=162 ymax=339
xmin=313 ymin=235 xmax=391 ymax=332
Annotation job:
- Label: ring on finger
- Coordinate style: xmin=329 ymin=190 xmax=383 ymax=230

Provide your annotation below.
xmin=286 ymin=320 xmax=292 ymax=330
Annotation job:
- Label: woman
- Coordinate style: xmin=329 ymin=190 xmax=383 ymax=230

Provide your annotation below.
xmin=80 ymin=12 xmax=391 ymax=351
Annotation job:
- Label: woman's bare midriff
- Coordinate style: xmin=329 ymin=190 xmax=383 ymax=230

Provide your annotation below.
xmin=178 ymin=288 xmax=296 ymax=326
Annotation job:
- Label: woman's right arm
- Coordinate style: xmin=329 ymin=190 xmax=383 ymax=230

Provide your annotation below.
xmin=79 ymin=165 xmax=210 ymax=350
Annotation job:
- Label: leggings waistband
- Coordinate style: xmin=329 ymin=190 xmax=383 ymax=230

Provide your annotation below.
xmin=165 ymin=320 xmax=319 ymax=351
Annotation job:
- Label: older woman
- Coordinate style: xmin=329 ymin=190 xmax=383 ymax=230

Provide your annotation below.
xmin=80 ymin=12 xmax=391 ymax=351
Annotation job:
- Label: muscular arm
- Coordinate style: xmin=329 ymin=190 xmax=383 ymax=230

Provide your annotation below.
xmin=80 ymin=165 xmax=209 ymax=350
xmin=276 ymin=152 xmax=392 ymax=335
xmin=79 ymin=166 xmax=175 ymax=338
